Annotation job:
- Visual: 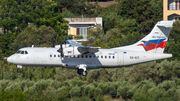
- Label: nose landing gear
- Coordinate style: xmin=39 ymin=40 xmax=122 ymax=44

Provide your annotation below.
xmin=17 ymin=65 xmax=22 ymax=73
xmin=17 ymin=69 xmax=21 ymax=73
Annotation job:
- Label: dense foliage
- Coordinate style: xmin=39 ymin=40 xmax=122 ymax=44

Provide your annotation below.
xmin=10 ymin=25 xmax=57 ymax=51
xmin=0 ymin=0 xmax=180 ymax=100
xmin=0 ymin=59 xmax=180 ymax=100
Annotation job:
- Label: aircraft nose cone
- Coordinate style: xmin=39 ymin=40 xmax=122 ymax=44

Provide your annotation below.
xmin=7 ymin=57 xmax=13 ymax=63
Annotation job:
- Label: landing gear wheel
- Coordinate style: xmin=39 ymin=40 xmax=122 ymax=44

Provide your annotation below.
xmin=17 ymin=69 xmax=20 ymax=73
xmin=82 ymin=71 xmax=87 ymax=76
xmin=77 ymin=69 xmax=83 ymax=75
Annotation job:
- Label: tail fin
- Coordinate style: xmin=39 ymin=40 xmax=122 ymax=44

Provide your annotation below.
xmin=115 ymin=21 xmax=173 ymax=53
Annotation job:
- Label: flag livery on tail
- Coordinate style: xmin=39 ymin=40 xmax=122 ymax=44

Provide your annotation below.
xmin=137 ymin=38 xmax=167 ymax=51
xmin=115 ymin=21 xmax=173 ymax=53
xmin=135 ymin=21 xmax=173 ymax=53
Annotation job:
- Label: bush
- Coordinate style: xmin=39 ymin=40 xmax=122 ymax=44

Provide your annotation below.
xmin=70 ymin=86 xmax=81 ymax=97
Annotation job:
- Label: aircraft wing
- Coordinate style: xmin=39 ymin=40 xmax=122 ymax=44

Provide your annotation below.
xmin=77 ymin=47 xmax=100 ymax=54
xmin=66 ymin=40 xmax=100 ymax=54
xmin=66 ymin=40 xmax=84 ymax=47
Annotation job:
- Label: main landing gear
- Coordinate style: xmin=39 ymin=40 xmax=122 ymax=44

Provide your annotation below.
xmin=77 ymin=64 xmax=87 ymax=76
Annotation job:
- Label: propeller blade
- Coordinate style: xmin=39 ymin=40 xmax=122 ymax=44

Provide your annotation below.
xmin=57 ymin=37 xmax=64 ymax=58
xmin=60 ymin=39 xmax=64 ymax=57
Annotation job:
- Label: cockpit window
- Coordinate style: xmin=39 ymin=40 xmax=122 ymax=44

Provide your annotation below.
xmin=16 ymin=50 xmax=21 ymax=54
xmin=16 ymin=50 xmax=28 ymax=54
xmin=21 ymin=51 xmax=24 ymax=54
xmin=25 ymin=51 xmax=28 ymax=54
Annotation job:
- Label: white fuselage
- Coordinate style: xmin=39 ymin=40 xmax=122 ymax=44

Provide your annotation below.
xmin=6 ymin=20 xmax=174 ymax=76
xmin=7 ymin=47 xmax=172 ymax=69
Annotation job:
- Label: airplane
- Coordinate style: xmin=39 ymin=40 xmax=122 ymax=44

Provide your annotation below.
xmin=7 ymin=21 xmax=173 ymax=76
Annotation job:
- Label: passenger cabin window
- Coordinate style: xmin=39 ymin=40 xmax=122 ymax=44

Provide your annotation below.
xmin=101 ymin=56 xmax=103 ymax=58
xmin=58 ymin=55 xmax=60 ymax=57
xmin=54 ymin=55 xmax=56 ymax=57
xmin=93 ymin=55 xmax=96 ymax=58
xmin=50 ymin=54 xmax=52 ymax=57
xmin=109 ymin=56 xmax=111 ymax=59
xmin=113 ymin=56 xmax=115 ymax=59
xmin=105 ymin=56 xmax=107 ymax=59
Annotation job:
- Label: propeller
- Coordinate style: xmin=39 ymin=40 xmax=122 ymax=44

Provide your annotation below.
xmin=57 ymin=37 xmax=64 ymax=58
xmin=51 ymin=34 xmax=55 ymax=48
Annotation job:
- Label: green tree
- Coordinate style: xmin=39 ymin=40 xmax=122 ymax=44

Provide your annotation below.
xmin=0 ymin=33 xmax=17 ymax=56
xmin=0 ymin=0 xmax=68 ymax=35
xmin=82 ymin=25 xmax=104 ymax=46
xmin=165 ymin=21 xmax=180 ymax=60
xmin=9 ymin=25 xmax=56 ymax=51
xmin=0 ymin=87 xmax=28 ymax=101
xmin=117 ymin=0 xmax=163 ymax=34
xmin=53 ymin=0 xmax=96 ymax=16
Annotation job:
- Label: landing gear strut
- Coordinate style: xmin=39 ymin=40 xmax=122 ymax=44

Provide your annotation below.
xmin=77 ymin=64 xmax=87 ymax=76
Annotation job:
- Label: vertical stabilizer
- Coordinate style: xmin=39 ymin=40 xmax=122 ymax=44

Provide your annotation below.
xmin=114 ymin=21 xmax=173 ymax=53
xmin=135 ymin=21 xmax=173 ymax=53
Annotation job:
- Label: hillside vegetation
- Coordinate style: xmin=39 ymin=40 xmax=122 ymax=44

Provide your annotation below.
xmin=0 ymin=0 xmax=180 ymax=100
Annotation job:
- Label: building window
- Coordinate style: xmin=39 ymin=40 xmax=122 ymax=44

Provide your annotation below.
xmin=175 ymin=0 xmax=180 ymax=10
xmin=80 ymin=28 xmax=87 ymax=39
xmin=169 ymin=0 xmax=180 ymax=10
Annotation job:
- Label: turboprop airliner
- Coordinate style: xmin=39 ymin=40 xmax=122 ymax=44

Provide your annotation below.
xmin=7 ymin=21 xmax=173 ymax=76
